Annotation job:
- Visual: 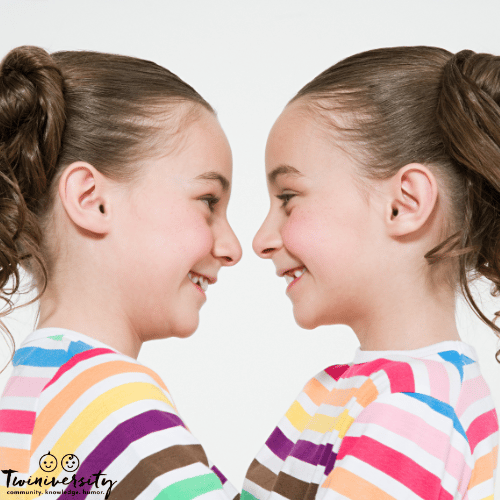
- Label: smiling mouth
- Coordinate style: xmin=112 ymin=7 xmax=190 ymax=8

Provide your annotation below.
xmin=188 ymin=272 xmax=210 ymax=292
xmin=283 ymin=267 xmax=306 ymax=286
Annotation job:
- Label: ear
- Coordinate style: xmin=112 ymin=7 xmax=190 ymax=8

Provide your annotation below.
xmin=385 ymin=164 xmax=438 ymax=237
xmin=58 ymin=162 xmax=111 ymax=235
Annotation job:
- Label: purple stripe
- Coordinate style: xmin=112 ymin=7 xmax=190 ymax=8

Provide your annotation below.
xmin=266 ymin=427 xmax=294 ymax=461
xmin=319 ymin=443 xmax=333 ymax=467
xmin=290 ymin=440 xmax=324 ymax=465
xmin=290 ymin=440 xmax=337 ymax=473
xmin=211 ymin=465 xmax=227 ymax=485
xmin=324 ymin=448 xmax=338 ymax=476
xmin=62 ymin=410 xmax=183 ymax=498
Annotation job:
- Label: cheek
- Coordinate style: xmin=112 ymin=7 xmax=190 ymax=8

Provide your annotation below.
xmin=281 ymin=202 xmax=366 ymax=271
xmin=164 ymin=208 xmax=213 ymax=259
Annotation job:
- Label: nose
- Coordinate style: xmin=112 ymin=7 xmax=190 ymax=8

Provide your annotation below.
xmin=252 ymin=211 xmax=283 ymax=259
xmin=212 ymin=218 xmax=242 ymax=266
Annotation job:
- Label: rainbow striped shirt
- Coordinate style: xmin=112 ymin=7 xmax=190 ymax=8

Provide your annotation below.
xmin=0 ymin=328 xmax=239 ymax=500
xmin=242 ymin=341 xmax=498 ymax=500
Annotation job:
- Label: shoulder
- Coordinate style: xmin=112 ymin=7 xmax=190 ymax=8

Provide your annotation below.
xmin=317 ymin=348 xmax=498 ymax=452
xmin=38 ymin=336 xmax=176 ymax=412
xmin=300 ymin=364 xmax=351 ymax=405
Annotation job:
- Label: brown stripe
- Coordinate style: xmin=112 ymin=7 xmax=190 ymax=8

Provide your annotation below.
xmin=274 ymin=472 xmax=318 ymax=500
xmin=245 ymin=458 xmax=278 ymax=491
xmin=109 ymin=444 xmax=209 ymax=500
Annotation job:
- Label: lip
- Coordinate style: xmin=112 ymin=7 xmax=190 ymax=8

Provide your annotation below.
xmin=276 ymin=265 xmax=306 ymax=292
xmin=286 ymin=272 xmax=305 ymax=292
xmin=277 ymin=265 xmax=305 ymax=278
xmin=190 ymin=270 xmax=217 ymax=284
xmin=188 ymin=270 xmax=217 ymax=296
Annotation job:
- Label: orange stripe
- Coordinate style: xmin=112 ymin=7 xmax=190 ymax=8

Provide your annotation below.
xmin=31 ymin=360 xmax=169 ymax=452
xmin=355 ymin=378 xmax=379 ymax=408
xmin=325 ymin=387 xmax=357 ymax=407
xmin=303 ymin=378 xmax=330 ymax=406
xmin=322 ymin=466 xmax=396 ymax=500
xmin=0 ymin=447 xmax=30 ymax=472
xmin=468 ymin=445 xmax=498 ymax=489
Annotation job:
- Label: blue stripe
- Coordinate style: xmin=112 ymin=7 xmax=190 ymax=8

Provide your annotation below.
xmin=403 ymin=392 xmax=467 ymax=441
xmin=438 ymin=350 xmax=475 ymax=382
xmin=13 ymin=340 xmax=94 ymax=367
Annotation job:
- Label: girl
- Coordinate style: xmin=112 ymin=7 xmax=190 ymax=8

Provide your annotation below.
xmin=244 ymin=47 xmax=499 ymax=499
xmin=0 ymin=46 xmax=241 ymax=499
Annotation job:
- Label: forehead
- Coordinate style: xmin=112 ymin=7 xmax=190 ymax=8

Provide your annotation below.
xmin=167 ymin=108 xmax=232 ymax=176
xmin=265 ymin=101 xmax=331 ymax=173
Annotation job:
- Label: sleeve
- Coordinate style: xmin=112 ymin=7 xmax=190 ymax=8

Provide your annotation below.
xmin=27 ymin=351 xmax=239 ymax=500
xmin=319 ymin=392 xmax=472 ymax=499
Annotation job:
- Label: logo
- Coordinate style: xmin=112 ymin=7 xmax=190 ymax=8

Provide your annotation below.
xmin=39 ymin=452 xmax=57 ymax=473
xmin=2 ymin=452 xmax=116 ymax=498
xmin=61 ymin=454 xmax=80 ymax=473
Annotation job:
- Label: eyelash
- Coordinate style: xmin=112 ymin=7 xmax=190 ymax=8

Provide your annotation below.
xmin=276 ymin=193 xmax=296 ymax=208
xmin=201 ymin=196 xmax=220 ymax=212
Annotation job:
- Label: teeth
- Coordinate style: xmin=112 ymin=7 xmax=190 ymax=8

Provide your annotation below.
xmin=283 ymin=267 xmax=306 ymax=286
xmin=200 ymin=278 xmax=208 ymax=292
xmin=294 ymin=268 xmax=305 ymax=278
xmin=189 ymin=272 xmax=208 ymax=291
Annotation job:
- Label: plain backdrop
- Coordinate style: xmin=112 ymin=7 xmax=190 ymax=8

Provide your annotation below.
xmin=1 ymin=0 xmax=500 ymax=494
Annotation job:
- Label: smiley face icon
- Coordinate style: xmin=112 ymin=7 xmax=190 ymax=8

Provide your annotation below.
xmin=39 ymin=451 xmax=57 ymax=472
xmin=61 ymin=454 xmax=80 ymax=473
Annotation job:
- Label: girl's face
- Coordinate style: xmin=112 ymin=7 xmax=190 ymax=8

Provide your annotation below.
xmin=113 ymin=108 xmax=241 ymax=342
xmin=253 ymin=102 xmax=386 ymax=330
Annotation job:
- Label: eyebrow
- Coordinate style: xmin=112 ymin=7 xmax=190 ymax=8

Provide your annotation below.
xmin=268 ymin=164 xmax=303 ymax=185
xmin=195 ymin=171 xmax=230 ymax=192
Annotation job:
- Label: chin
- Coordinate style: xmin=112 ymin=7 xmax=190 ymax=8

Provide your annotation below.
xmin=293 ymin=308 xmax=321 ymax=330
xmin=172 ymin=316 xmax=200 ymax=339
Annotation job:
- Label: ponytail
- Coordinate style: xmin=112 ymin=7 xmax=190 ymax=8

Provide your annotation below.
xmin=436 ymin=50 xmax=500 ymax=357
xmin=0 ymin=46 xmax=66 ymax=371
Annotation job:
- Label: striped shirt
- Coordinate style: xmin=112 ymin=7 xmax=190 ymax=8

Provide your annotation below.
xmin=242 ymin=340 xmax=498 ymax=500
xmin=0 ymin=327 xmax=239 ymax=500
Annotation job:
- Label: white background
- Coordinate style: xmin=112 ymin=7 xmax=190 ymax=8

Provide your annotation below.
xmin=1 ymin=0 xmax=500 ymax=495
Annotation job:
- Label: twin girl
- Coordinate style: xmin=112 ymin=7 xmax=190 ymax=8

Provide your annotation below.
xmin=0 ymin=45 xmax=498 ymax=499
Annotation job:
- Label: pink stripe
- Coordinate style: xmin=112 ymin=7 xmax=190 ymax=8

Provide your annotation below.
xmin=0 ymin=409 xmax=36 ymax=434
xmin=324 ymin=364 xmax=350 ymax=381
xmin=467 ymin=409 xmax=499 ymax=454
xmin=455 ymin=376 xmax=491 ymax=418
xmin=338 ymin=435 xmax=452 ymax=500
xmin=42 ymin=347 xmax=116 ymax=391
xmin=3 ymin=376 xmax=52 ymax=397
xmin=349 ymin=359 xmax=415 ymax=393
xmin=357 ymin=401 xmax=469 ymax=482
xmin=421 ymin=360 xmax=450 ymax=404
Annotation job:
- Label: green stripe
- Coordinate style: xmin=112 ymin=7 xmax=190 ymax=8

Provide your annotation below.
xmin=154 ymin=473 xmax=222 ymax=500
xmin=241 ymin=491 xmax=259 ymax=500
xmin=48 ymin=335 xmax=64 ymax=341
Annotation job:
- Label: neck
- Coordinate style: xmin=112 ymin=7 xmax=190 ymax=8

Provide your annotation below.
xmin=350 ymin=274 xmax=461 ymax=352
xmin=37 ymin=283 xmax=143 ymax=359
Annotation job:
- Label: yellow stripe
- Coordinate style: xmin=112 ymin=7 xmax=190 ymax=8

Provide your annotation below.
xmin=28 ymin=382 xmax=173 ymax=486
xmin=307 ymin=408 xmax=354 ymax=437
xmin=285 ymin=401 xmax=313 ymax=432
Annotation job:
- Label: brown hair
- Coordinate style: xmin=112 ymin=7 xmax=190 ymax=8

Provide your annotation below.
xmin=290 ymin=46 xmax=500 ymax=361
xmin=0 ymin=45 xmax=213 ymax=371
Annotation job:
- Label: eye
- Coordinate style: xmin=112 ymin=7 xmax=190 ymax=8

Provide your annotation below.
xmin=200 ymin=195 xmax=220 ymax=212
xmin=276 ymin=192 xmax=296 ymax=208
